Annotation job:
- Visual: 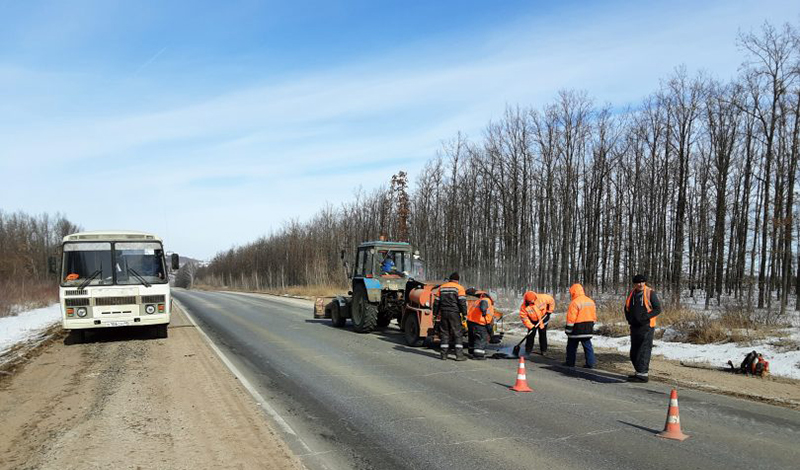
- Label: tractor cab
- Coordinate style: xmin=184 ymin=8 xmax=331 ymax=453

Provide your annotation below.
xmin=354 ymin=242 xmax=414 ymax=279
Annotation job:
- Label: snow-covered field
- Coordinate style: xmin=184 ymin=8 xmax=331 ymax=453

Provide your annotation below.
xmin=0 ymin=304 xmax=60 ymax=356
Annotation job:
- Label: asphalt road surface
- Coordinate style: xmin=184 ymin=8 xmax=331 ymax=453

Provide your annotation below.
xmin=173 ymin=290 xmax=800 ymax=470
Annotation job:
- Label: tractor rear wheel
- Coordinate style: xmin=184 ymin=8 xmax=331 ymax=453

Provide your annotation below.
xmin=330 ymin=302 xmax=346 ymax=328
xmin=403 ymin=313 xmax=424 ymax=347
xmin=351 ymin=285 xmax=377 ymax=333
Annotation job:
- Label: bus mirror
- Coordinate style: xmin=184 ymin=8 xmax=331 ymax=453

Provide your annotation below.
xmin=48 ymin=256 xmax=57 ymax=274
xmin=171 ymin=253 xmax=180 ymax=270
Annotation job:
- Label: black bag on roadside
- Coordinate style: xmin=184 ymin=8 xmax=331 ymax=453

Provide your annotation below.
xmin=740 ymin=350 xmax=758 ymax=374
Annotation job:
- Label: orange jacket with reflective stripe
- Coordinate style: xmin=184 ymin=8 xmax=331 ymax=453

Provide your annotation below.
xmin=435 ymin=281 xmax=468 ymax=316
xmin=467 ymin=295 xmax=494 ymax=325
xmin=625 ymin=286 xmax=656 ymax=327
xmin=566 ymin=284 xmax=596 ymax=338
xmin=519 ymin=292 xmax=555 ymax=329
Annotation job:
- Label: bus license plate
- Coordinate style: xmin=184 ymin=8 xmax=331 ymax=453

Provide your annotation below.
xmin=107 ymin=321 xmax=129 ymax=327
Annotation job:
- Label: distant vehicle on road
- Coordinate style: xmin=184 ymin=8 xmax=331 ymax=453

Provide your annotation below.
xmin=55 ymin=230 xmax=179 ymax=341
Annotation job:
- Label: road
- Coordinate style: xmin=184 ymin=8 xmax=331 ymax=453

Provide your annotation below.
xmin=174 ymin=289 xmax=800 ymax=470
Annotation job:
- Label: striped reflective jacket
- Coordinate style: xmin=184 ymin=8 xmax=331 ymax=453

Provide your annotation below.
xmin=565 ymin=283 xmax=596 ymax=339
xmin=435 ymin=281 xmax=467 ymax=317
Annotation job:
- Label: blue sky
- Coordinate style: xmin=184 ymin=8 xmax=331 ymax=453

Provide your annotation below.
xmin=1 ymin=0 xmax=798 ymax=260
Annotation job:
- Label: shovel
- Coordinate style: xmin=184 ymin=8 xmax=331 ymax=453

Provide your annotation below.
xmin=512 ymin=318 xmax=544 ymax=357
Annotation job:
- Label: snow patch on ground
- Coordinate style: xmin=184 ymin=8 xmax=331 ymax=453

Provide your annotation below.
xmin=590 ymin=333 xmax=800 ymax=380
xmin=499 ymin=318 xmax=800 ymax=380
xmin=493 ymin=293 xmax=800 ymax=380
xmin=0 ymin=304 xmax=61 ymax=355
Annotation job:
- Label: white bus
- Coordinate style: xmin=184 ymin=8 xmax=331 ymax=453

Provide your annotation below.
xmin=58 ymin=231 xmax=178 ymax=341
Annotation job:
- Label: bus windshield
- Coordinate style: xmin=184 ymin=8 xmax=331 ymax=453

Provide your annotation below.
xmin=114 ymin=242 xmax=167 ymax=285
xmin=62 ymin=242 xmax=113 ymax=287
xmin=61 ymin=241 xmax=167 ymax=286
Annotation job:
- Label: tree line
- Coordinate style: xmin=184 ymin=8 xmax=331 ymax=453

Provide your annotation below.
xmin=198 ymin=22 xmax=800 ymax=314
xmin=0 ymin=210 xmax=80 ymax=282
xmin=0 ymin=210 xmax=80 ymax=315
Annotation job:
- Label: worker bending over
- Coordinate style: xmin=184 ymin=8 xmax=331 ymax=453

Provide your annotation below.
xmin=466 ymin=290 xmax=495 ymax=360
xmin=519 ymin=291 xmax=555 ymax=358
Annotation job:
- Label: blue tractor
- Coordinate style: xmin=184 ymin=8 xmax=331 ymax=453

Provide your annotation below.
xmin=316 ymin=240 xmax=424 ymax=333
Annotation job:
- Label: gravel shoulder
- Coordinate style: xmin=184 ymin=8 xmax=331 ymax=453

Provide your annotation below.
xmin=0 ymin=304 xmax=304 ymax=470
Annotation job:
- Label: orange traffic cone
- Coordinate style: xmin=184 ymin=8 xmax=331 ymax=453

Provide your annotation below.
xmin=657 ymin=389 xmax=689 ymax=441
xmin=511 ymin=356 xmax=533 ymax=392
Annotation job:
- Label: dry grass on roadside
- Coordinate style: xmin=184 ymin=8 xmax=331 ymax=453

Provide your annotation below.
xmin=0 ymin=279 xmax=58 ymax=318
xmin=271 ymin=285 xmax=345 ymax=298
xmin=591 ymin=301 xmax=771 ymax=344
xmin=191 ymin=282 xmax=344 ymax=299
xmin=658 ymin=303 xmax=789 ymax=344
xmin=594 ymin=302 xmax=628 ymax=337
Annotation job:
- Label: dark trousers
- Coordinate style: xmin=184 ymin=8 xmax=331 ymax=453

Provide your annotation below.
xmin=439 ymin=311 xmax=463 ymax=349
xmin=566 ymin=338 xmax=595 ymax=367
xmin=630 ymin=326 xmax=654 ymax=375
xmin=524 ymin=326 xmax=548 ymax=354
xmin=467 ymin=321 xmax=491 ymax=357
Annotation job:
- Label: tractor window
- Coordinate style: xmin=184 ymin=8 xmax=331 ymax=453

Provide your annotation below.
xmin=379 ymin=250 xmax=410 ymax=275
xmin=355 ymin=248 xmax=372 ymax=277
xmin=380 ymin=251 xmax=397 ymax=274
xmin=354 ymin=249 xmax=363 ymax=277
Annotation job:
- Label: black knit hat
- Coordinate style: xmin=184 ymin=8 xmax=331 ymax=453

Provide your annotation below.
xmin=448 ymin=272 xmax=460 ymax=281
xmin=632 ymin=274 xmax=647 ymax=283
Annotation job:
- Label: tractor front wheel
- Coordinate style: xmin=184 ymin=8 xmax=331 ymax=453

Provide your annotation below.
xmin=330 ymin=302 xmax=346 ymax=328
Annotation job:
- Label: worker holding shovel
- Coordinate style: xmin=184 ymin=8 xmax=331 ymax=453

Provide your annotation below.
xmin=518 ymin=291 xmax=555 ymax=359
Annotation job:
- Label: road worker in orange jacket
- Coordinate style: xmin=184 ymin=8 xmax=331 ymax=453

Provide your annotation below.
xmin=519 ymin=291 xmax=555 ymax=358
xmin=564 ymin=283 xmax=597 ymax=368
xmin=434 ymin=272 xmax=468 ymax=361
xmin=466 ymin=290 xmax=495 ymax=360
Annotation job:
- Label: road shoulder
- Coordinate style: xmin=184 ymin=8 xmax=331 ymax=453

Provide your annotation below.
xmin=0 ymin=304 xmax=305 ymax=470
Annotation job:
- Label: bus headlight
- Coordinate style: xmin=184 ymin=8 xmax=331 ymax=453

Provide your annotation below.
xmin=77 ymin=307 xmax=87 ymax=318
xmin=145 ymin=304 xmax=156 ymax=315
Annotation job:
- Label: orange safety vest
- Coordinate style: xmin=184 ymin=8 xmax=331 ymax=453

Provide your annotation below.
xmin=467 ymin=295 xmax=494 ymax=325
xmin=519 ymin=292 xmax=554 ymax=329
xmin=625 ymin=286 xmax=656 ymax=327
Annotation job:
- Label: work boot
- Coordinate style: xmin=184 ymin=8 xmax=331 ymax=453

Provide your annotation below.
xmin=626 ymin=374 xmax=649 ymax=383
xmin=439 ymin=349 xmax=448 ymax=360
xmin=454 ymin=348 xmax=467 ymax=361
